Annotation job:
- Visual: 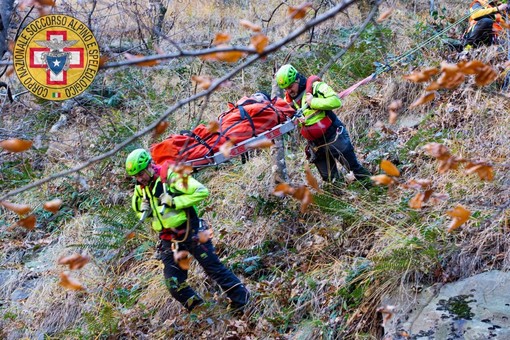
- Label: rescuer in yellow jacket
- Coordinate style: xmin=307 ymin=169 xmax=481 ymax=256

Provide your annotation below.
xmin=464 ymin=0 xmax=508 ymax=49
xmin=125 ymin=148 xmax=249 ymax=313
xmin=275 ymin=64 xmax=371 ymax=184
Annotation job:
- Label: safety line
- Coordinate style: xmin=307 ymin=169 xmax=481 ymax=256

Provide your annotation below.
xmin=376 ymin=8 xmax=477 ymax=75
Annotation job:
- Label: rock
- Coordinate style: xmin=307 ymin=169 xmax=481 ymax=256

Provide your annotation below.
xmin=384 ymin=270 xmax=510 ymax=339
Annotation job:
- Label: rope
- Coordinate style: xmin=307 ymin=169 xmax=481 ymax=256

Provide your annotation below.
xmin=330 ymin=8 xmax=480 ymax=100
xmin=378 ymin=9 xmax=475 ymax=74
xmin=503 ymin=12 xmax=510 ymax=91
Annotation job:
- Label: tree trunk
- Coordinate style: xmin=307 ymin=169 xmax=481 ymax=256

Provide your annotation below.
xmin=271 ymin=78 xmax=290 ymax=184
xmin=0 ymin=0 xmax=14 ymax=59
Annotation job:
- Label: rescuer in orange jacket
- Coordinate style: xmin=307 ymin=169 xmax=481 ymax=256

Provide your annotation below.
xmin=464 ymin=0 xmax=508 ymax=49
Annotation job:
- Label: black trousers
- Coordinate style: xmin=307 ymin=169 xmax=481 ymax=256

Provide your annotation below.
xmin=160 ymin=238 xmax=249 ymax=311
xmin=308 ymin=124 xmax=371 ymax=182
xmin=465 ymin=18 xmax=496 ymax=47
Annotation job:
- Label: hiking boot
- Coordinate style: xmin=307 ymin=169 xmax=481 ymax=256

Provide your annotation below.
xmin=458 ymin=45 xmax=472 ymax=61
xmin=228 ymin=301 xmax=249 ymax=318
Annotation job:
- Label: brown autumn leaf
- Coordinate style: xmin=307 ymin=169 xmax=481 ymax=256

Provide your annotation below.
xmin=435 ymin=62 xmax=465 ymax=89
xmin=403 ymin=71 xmax=432 ymax=83
xmin=458 ymin=60 xmax=485 ymax=75
xmin=474 ymin=66 xmax=497 ymax=86
xmin=99 ymin=55 xmax=109 ymax=68
xmin=425 ymin=81 xmax=441 ymax=91
xmin=402 ymin=178 xmax=432 ymax=190
xmin=6 ymin=66 xmax=14 ymax=77
xmin=191 ymin=75 xmax=212 ymax=90
xmin=18 ymin=0 xmax=34 ymax=9
xmin=247 ymin=138 xmax=274 ymax=150
xmin=20 ymin=0 xmax=55 ymax=7
xmin=428 ymin=192 xmax=449 ymax=206
xmin=436 ymin=71 xmax=465 ymax=89
xmin=409 ymin=192 xmax=425 ymax=209
xmin=124 ymin=53 xmax=160 ymax=67
xmin=17 ymin=214 xmax=36 ymax=230
xmin=296 ymin=186 xmax=313 ymax=213
xmin=380 ymin=160 xmax=400 ymax=177
xmin=376 ymin=9 xmax=393 ymax=23
xmin=213 ymin=32 xmax=231 ymax=45
xmin=288 ymin=2 xmax=313 ymax=19
xmin=59 ymin=271 xmax=85 ymax=291
xmin=304 ymin=163 xmax=320 ymax=191
xmin=409 ymin=92 xmax=435 ymax=108
xmin=423 ymin=189 xmax=434 ymax=202
xmin=377 ymin=305 xmax=396 ymax=327
xmin=387 ymin=100 xmax=402 ymax=124
xmin=219 ymin=140 xmax=235 ymax=157
xmin=422 ymin=67 xmax=441 ymax=77
xmin=440 ymin=62 xmax=459 ymax=74
xmin=380 ymin=124 xmax=396 ymax=135
xmin=239 ymin=19 xmax=262 ymax=32
xmin=200 ymin=45 xmax=244 ymax=63
xmin=124 ymin=231 xmax=136 ymax=240
xmin=154 ymin=121 xmax=170 ymax=137
xmin=422 ymin=142 xmax=451 ymax=160
xmin=43 ymin=198 xmax=62 ymax=214
xmin=446 ymin=205 xmax=471 ymax=232
xmin=250 ymin=33 xmax=269 ymax=54
xmin=389 ymin=110 xmax=398 ymax=124
xmin=207 ymin=120 xmax=220 ymax=133
xmin=370 ymin=174 xmax=396 ymax=186
xmin=174 ymin=250 xmax=192 ymax=270
xmin=465 ymin=161 xmax=494 ymax=181
xmin=58 ymin=253 xmax=90 ymax=270
xmin=273 ymin=183 xmax=295 ymax=197
xmin=408 ymin=189 xmax=434 ymax=210
xmin=171 ymin=164 xmax=192 ymax=190
xmin=499 ymin=20 xmax=510 ymax=29
xmin=0 ymin=139 xmax=33 ymax=152
xmin=0 ymin=200 xmax=32 ymax=215
xmin=437 ymin=156 xmax=465 ymax=174
xmin=388 ymin=100 xmax=402 ymax=112
xmin=37 ymin=0 xmax=56 ymax=6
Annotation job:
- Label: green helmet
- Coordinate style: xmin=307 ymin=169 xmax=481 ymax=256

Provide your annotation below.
xmin=276 ymin=64 xmax=298 ymax=89
xmin=126 ymin=149 xmax=151 ymax=176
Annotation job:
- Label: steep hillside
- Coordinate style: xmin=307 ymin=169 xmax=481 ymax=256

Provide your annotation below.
xmin=1 ymin=1 xmax=509 ymax=339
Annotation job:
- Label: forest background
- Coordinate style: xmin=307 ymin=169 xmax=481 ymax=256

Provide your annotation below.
xmin=0 ymin=0 xmax=509 ymax=338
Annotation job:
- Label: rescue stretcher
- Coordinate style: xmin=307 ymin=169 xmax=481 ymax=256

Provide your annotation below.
xmin=182 ymin=118 xmax=298 ymax=170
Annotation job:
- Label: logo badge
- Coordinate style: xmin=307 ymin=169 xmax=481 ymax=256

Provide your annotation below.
xmin=13 ymin=15 xmax=100 ymax=101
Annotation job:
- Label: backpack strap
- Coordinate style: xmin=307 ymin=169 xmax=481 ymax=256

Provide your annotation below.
xmin=238 ymin=105 xmax=256 ymax=136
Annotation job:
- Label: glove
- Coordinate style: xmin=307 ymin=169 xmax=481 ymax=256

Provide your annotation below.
xmin=140 ymin=199 xmax=150 ymax=212
xmin=305 ymin=144 xmax=317 ymax=163
xmin=159 ymin=193 xmax=173 ymax=207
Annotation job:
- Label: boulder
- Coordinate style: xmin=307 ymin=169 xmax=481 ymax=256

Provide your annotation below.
xmin=384 ymin=270 xmax=510 ymax=339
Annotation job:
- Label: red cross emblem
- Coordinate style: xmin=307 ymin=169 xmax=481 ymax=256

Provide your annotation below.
xmin=29 ymin=30 xmax=84 ymax=85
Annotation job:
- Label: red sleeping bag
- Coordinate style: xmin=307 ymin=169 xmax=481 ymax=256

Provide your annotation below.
xmin=150 ymin=95 xmax=295 ymax=166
